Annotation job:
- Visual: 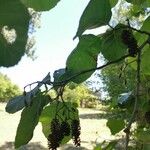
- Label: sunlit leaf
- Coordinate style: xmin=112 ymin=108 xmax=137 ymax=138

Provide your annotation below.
xmin=0 ymin=0 xmax=30 ymax=67
xmin=66 ymin=34 xmax=101 ymax=83
xmin=106 ymin=119 xmax=125 ymax=135
xmin=15 ymin=94 xmax=49 ymax=148
xmin=74 ymin=0 xmax=112 ymax=38
xmin=20 ymin=0 xmax=61 ymax=11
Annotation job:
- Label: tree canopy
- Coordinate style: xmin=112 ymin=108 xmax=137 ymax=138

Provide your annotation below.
xmin=0 ymin=73 xmax=21 ymax=102
xmin=1 ymin=0 xmax=150 ymax=149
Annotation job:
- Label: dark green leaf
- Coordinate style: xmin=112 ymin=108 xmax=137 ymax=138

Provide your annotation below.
xmin=66 ymin=34 xmax=102 ymax=83
xmin=40 ymin=101 xmax=79 ymax=145
xmin=109 ymin=0 xmax=118 ymax=7
xmin=126 ymin=0 xmax=150 ymax=7
xmin=140 ymin=16 xmax=150 ymax=33
xmin=141 ymin=44 xmax=150 ymax=75
xmin=131 ymin=17 xmax=150 ymax=75
xmin=127 ymin=44 xmax=150 ymax=75
xmin=20 ymin=0 xmax=61 ymax=11
xmin=53 ymin=68 xmax=65 ymax=82
xmin=126 ymin=0 xmax=145 ymax=5
xmin=106 ymin=119 xmax=125 ymax=135
xmin=136 ymin=129 xmax=150 ymax=143
xmin=0 ymin=0 xmax=30 ymax=67
xmin=15 ymin=93 xmax=49 ymax=148
xmin=101 ymin=27 xmax=127 ymax=61
xmin=104 ymin=141 xmax=117 ymax=150
xmin=74 ymin=0 xmax=112 ymax=38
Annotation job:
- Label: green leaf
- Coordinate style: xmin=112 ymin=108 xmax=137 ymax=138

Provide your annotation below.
xmin=20 ymin=0 xmax=61 ymax=11
xmin=0 ymin=0 xmax=30 ymax=67
xmin=109 ymin=0 xmax=118 ymax=7
xmin=15 ymin=94 xmax=49 ymax=148
xmin=136 ymin=129 xmax=150 ymax=143
xmin=127 ymin=57 xmax=137 ymax=70
xmin=142 ymin=144 xmax=150 ymax=150
xmin=141 ymin=16 xmax=150 ymax=33
xmin=127 ymin=44 xmax=150 ymax=75
xmin=141 ymin=44 xmax=150 ymax=75
xmin=66 ymin=34 xmax=102 ymax=83
xmin=135 ymin=16 xmax=150 ymax=46
xmin=106 ymin=119 xmax=125 ymax=135
xmin=126 ymin=0 xmax=145 ymax=5
xmin=145 ymin=0 xmax=150 ymax=7
xmin=94 ymin=144 xmax=102 ymax=150
xmin=40 ymin=101 xmax=79 ymax=145
xmin=126 ymin=0 xmax=150 ymax=7
xmin=101 ymin=27 xmax=127 ymax=61
xmin=53 ymin=68 xmax=65 ymax=82
xmin=74 ymin=0 xmax=112 ymax=38
xmin=131 ymin=17 xmax=150 ymax=75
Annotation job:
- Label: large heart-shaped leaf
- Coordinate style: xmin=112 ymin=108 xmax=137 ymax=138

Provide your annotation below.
xmin=0 ymin=0 xmax=30 ymax=67
xmin=66 ymin=34 xmax=102 ymax=83
xmin=20 ymin=0 xmax=61 ymax=11
xmin=101 ymin=27 xmax=127 ymax=61
xmin=74 ymin=0 xmax=112 ymax=38
xmin=106 ymin=119 xmax=125 ymax=135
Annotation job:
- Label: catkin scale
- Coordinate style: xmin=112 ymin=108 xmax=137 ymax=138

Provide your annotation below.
xmin=121 ymin=29 xmax=138 ymax=57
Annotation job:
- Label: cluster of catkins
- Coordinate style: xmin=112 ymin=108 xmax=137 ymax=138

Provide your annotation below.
xmin=47 ymin=118 xmax=81 ymax=150
xmin=121 ymin=29 xmax=138 ymax=57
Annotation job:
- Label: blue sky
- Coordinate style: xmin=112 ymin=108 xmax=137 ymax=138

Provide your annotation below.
xmin=1 ymin=0 xmax=90 ymax=88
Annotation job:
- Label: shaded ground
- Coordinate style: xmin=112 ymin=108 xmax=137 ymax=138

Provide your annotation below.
xmin=0 ymin=103 xmax=115 ymax=150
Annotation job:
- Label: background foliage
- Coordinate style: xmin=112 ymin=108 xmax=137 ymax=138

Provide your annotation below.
xmin=0 ymin=73 xmax=21 ymax=102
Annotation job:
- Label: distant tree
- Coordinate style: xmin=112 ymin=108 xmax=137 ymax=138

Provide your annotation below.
xmin=0 ymin=73 xmax=21 ymax=102
xmin=63 ymin=83 xmax=100 ymax=108
xmin=100 ymin=62 xmax=136 ymax=99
